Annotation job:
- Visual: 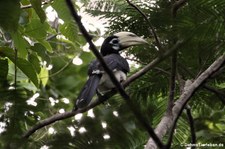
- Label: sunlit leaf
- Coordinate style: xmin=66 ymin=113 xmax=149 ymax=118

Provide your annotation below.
xmin=59 ymin=21 xmax=79 ymax=44
xmin=51 ymin=0 xmax=74 ymax=22
xmin=39 ymin=67 xmax=49 ymax=87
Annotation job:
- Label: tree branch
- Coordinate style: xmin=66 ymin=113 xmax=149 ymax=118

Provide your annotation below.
xmin=125 ymin=0 xmax=162 ymax=51
xmin=22 ymin=93 xmax=108 ymax=138
xmin=145 ymin=54 xmax=225 ymax=149
xmin=159 ymin=52 xmax=177 ymax=149
xmin=167 ymin=52 xmax=177 ymax=114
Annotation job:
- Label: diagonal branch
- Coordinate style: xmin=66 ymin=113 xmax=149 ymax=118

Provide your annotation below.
xmin=66 ymin=0 xmax=163 ymax=147
xmin=22 ymin=94 xmax=106 ymax=138
xmin=145 ymin=53 xmax=225 ymax=149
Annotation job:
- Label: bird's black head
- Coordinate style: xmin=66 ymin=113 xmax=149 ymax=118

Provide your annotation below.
xmin=100 ymin=32 xmax=148 ymax=56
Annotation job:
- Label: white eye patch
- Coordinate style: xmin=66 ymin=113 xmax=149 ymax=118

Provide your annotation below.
xmin=109 ymin=38 xmax=120 ymax=50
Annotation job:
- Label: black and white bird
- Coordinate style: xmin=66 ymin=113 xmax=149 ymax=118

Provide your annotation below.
xmin=76 ymin=32 xmax=147 ymax=109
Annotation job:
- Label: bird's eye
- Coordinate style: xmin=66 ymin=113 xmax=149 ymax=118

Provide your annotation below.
xmin=110 ymin=38 xmax=119 ymax=44
xmin=109 ymin=38 xmax=120 ymax=50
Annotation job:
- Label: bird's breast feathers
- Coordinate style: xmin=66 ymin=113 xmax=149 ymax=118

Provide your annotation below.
xmin=98 ymin=69 xmax=126 ymax=93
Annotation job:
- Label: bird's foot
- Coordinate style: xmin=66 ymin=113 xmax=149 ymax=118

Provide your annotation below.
xmin=96 ymin=90 xmax=106 ymax=105
xmin=72 ymin=106 xmax=78 ymax=111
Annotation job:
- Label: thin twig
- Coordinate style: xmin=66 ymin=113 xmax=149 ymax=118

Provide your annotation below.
xmin=167 ymin=52 xmax=177 ymax=114
xmin=14 ymin=48 xmax=17 ymax=90
xmin=125 ymin=0 xmax=162 ymax=51
xmin=186 ymin=106 xmax=196 ymax=149
xmin=164 ymin=52 xmax=177 ymax=149
xmin=65 ymin=0 xmax=164 ymax=148
xmin=48 ymin=57 xmax=74 ymax=78
xmin=46 ymin=34 xmax=58 ymax=41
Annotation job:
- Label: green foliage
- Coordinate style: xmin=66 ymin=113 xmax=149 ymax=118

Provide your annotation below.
xmin=0 ymin=47 xmax=38 ymax=87
xmin=0 ymin=0 xmax=224 ymax=148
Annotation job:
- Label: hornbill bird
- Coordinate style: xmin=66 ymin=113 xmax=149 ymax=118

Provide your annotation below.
xmin=75 ymin=32 xmax=147 ymax=109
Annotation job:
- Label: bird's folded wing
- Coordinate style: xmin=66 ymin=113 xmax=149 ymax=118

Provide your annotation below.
xmin=88 ymin=54 xmax=129 ymax=75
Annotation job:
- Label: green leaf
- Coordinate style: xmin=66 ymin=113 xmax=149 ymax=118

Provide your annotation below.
xmin=39 ymin=67 xmax=49 ymax=87
xmin=11 ymin=32 xmax=29 ymax=58
xmin=0 ymin=47 xmax=39 ymax=87
xmin=24 ymin=18 xmax=48 ymax=40
xmin=0 ymin=0 xmax=21 ymax=31
xmin=30 ymin=0 xmax=46 ymax=23
xmin=59 ymin=21 xmax=79 ymax=43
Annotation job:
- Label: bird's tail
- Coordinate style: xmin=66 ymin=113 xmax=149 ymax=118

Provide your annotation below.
xmin=76 ymin=75 xmax=101 ymax=109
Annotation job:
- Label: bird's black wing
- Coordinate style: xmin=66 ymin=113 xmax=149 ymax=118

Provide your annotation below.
xmin=88 ymin=54 xmax=129 ymax=75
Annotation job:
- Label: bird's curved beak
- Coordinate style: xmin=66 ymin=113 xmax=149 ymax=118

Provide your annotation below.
xmin=114 ymin=32 xmax=148 ymax=49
